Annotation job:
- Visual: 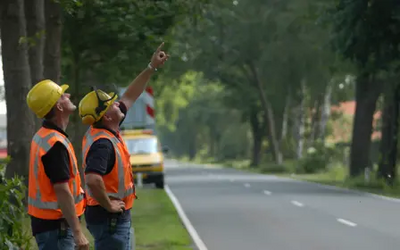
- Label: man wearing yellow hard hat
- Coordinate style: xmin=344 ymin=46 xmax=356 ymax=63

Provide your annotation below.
xmin=79 ymin=42 xmax=169 ymax=249
xmin=26 ymin=80 xmax=89 ymax=250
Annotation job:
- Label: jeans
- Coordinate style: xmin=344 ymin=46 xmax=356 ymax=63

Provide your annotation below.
xmin=87 ymin=220 xmax=135 ymax=250
xmin=34 ymin=228 xmax=75 ymax=250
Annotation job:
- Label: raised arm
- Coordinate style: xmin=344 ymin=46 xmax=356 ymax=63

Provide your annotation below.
xmin=119 ymin=42 xmax=169 ymax=110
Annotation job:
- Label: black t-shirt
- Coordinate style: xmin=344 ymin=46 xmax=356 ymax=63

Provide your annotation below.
xmin=30 ymin=120 xmax=77 ymax=235
xmin=84 ymin=101 xmax=131 ymax=224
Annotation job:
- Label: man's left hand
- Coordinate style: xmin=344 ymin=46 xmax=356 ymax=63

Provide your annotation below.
xmin=150 ymin=42 xmax=169 ymax=69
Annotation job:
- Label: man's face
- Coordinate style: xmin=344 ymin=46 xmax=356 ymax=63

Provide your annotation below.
xmin=56 ymin=93 xmax=76 ymax=114
xmin=104 ymin=101 xmax=125 ymax=124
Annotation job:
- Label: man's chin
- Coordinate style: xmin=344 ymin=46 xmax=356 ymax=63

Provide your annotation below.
xmin=65 ymin=106 xmax=77 ymax=115
xmin=116 ymin=113 xmax=125 ymax=123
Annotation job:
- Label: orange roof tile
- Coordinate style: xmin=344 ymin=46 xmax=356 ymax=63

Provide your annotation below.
xmin=328 ymin=101 xmax=381 ymax=143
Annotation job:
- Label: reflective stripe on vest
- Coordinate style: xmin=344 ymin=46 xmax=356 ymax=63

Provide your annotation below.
xmin=29 ymin=132 xmax=84 ymax=210
xmin=83 ymin=129 xmax=134 ymax=200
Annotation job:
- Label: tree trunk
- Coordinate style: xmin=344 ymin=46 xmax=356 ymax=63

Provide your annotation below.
xmin=188 ymin=135 xmax=197 ymax=160
xmin=214 ymin=132 xmax=221 ymax=160
xmin=43 ymin=0 xmax=61 ymax=82
xmin=70 ymin=112 xmax=86 ymax=186
xmin=25 ymin=0 xmax=44 ymax=85
xmin=24 ymin=0 xmax=44 ymax=130
xmin=249 ymin=107 xmax=263 ymax=167
xmin=308 ymin=95 xmax=322 ymax=147
xmin=1 ymin=0 xmax=35 ymax=180
xmin=248 ymin=62 xmax=282 ymax=165
xmin=349 ymin=76 xmax=381 ymax=177
xmin=280 ymin=90 xmax=291 ymax=144
xmin=209 ymin=128 xmax=215 ymax=158
xmin=293 ymin=79 xmax=306 ymax=160
xmin=378 ymin=82 xmax=399 ymax=184
xmin=318 ymin=81 xmax=332 ymax=142
xmin=66 ymin=60 xmax=86 ymax=186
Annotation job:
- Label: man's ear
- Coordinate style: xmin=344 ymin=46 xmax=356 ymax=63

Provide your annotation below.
xmin=56 ymin=102 xmax=63 ymax=112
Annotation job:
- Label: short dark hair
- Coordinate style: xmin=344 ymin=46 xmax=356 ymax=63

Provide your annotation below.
xmin=92 ymin=117 xmax=104 ymax=128
xmin=44 ymin=107 xmax=56 ymax=120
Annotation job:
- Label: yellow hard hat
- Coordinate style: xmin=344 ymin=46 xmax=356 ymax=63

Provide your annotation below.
xmin=27 ymin=79 xmax=69 ymax=118
xmin=79 ymin=88 xmax=118 ymax=125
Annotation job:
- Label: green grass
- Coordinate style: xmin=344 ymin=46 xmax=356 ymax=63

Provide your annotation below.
xmin=25 ymin=188 xmax=193 ymax=250
xmin=277 ymin=164 xmax=400 ymax=199
xmin=186 ymin=156 xmax=400 ymax=200
xmin=132 ymin=188 xmax=193 ymax=250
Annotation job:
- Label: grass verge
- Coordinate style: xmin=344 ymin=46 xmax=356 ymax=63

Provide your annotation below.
xmin=285 ymin=167 xmax=400 ymax=199
xmin=182 ymin=157 xmax=400 ymax=200
xmin=132 ymin=188 xmax=193 ymax=250
xmin=26 ymin=188 xmax=193 ymax=250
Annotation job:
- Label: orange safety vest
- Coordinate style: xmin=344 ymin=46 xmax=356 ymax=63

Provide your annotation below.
xmin=27 ymin=127 xmax=85 ymax=220
xmin=82 ymin=127 xmax=135 ymax=210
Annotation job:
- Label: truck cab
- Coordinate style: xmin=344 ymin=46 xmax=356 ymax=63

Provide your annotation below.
xmin=121 ymin=129 xmax=167 ymax=189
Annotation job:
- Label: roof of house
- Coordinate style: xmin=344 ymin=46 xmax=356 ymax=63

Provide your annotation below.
xmin=331 ymin=101 xmax=382 ymax=120
xmin=327 ymin=101 xmax=381 ymax=143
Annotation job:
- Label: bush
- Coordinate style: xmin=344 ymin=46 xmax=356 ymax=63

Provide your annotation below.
xmin=0 ymin=162 xmax=33 ymax=250
xmin=298 ymin=140 xmax=339 ymax=174
xmin=259 ymin=163 xmax=290 ymax=174
xmin=298 ymin=151 xmax=326 ymax=173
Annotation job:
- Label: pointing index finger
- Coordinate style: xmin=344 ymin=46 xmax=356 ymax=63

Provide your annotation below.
xmin=156 ymin=42 xmax=164 ymax=53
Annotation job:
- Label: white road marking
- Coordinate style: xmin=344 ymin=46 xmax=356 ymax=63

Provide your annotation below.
xmin=277 ymin=174 xmax=400 ymax=204
xmin=264 ymin=190 xmax=272 ymax=195
xmin=291 ymin=201 xmax=304 ymax=207
xmin=165 ymin=185 xmax=208 ymax=250
xmin=337 ymin=218 xmax=357 ymax=227
xmin=244 ymin=183 xmax=251 ymax=188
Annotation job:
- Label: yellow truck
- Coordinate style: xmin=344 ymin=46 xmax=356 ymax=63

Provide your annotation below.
xmin=121 ymin=129 xmax=168 ymax=189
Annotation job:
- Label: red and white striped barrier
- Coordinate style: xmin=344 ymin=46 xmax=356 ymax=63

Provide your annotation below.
xmin=143 ymin=87 xmax=155 ymax=125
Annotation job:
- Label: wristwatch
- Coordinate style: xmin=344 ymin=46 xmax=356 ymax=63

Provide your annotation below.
xmin=148 ymin=63 xmax=157 ymax=72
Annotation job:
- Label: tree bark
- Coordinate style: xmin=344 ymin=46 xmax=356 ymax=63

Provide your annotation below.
xmin=43 ymin=0 xmax=61 ymax=82
xmin=280 ymin=90 xmax=291 ymax=144
xmin=25 ymin=0 xmax=44 ymax=130
xmin=308 ymin=95 xmax=322 ymax=147
xmin=249 ymin=106 xmax=263 ymax=167
xmin=188 ymin=135 xmax=197 ymax=160
xmin=25 ymin=0 xmax=44 ymax=85
xmin=293 ymin=79 xmax=306 ymax=160
xmin=66 ymin=59 xmax=86 ymax=186
xmin=378 ymin=82 xmax=399 ymax=184
xmin=318 ymin=81 xmax=332 ymax=141
xmin=1 ymin=0 xmax=35 ymax=180
xmin=349 ymin=76 xmax=382 ymax=177
xmin=208 ymin=124 xmax=218 ymax=158
xmin=248 ymin=62 xmax=282 ymax=165
xmin=209 ymin=128 xmax=215 ymax=158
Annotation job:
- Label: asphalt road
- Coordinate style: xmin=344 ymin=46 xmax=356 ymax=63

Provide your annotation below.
xmin=165 ymin=159 xmax=400 ymax=250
